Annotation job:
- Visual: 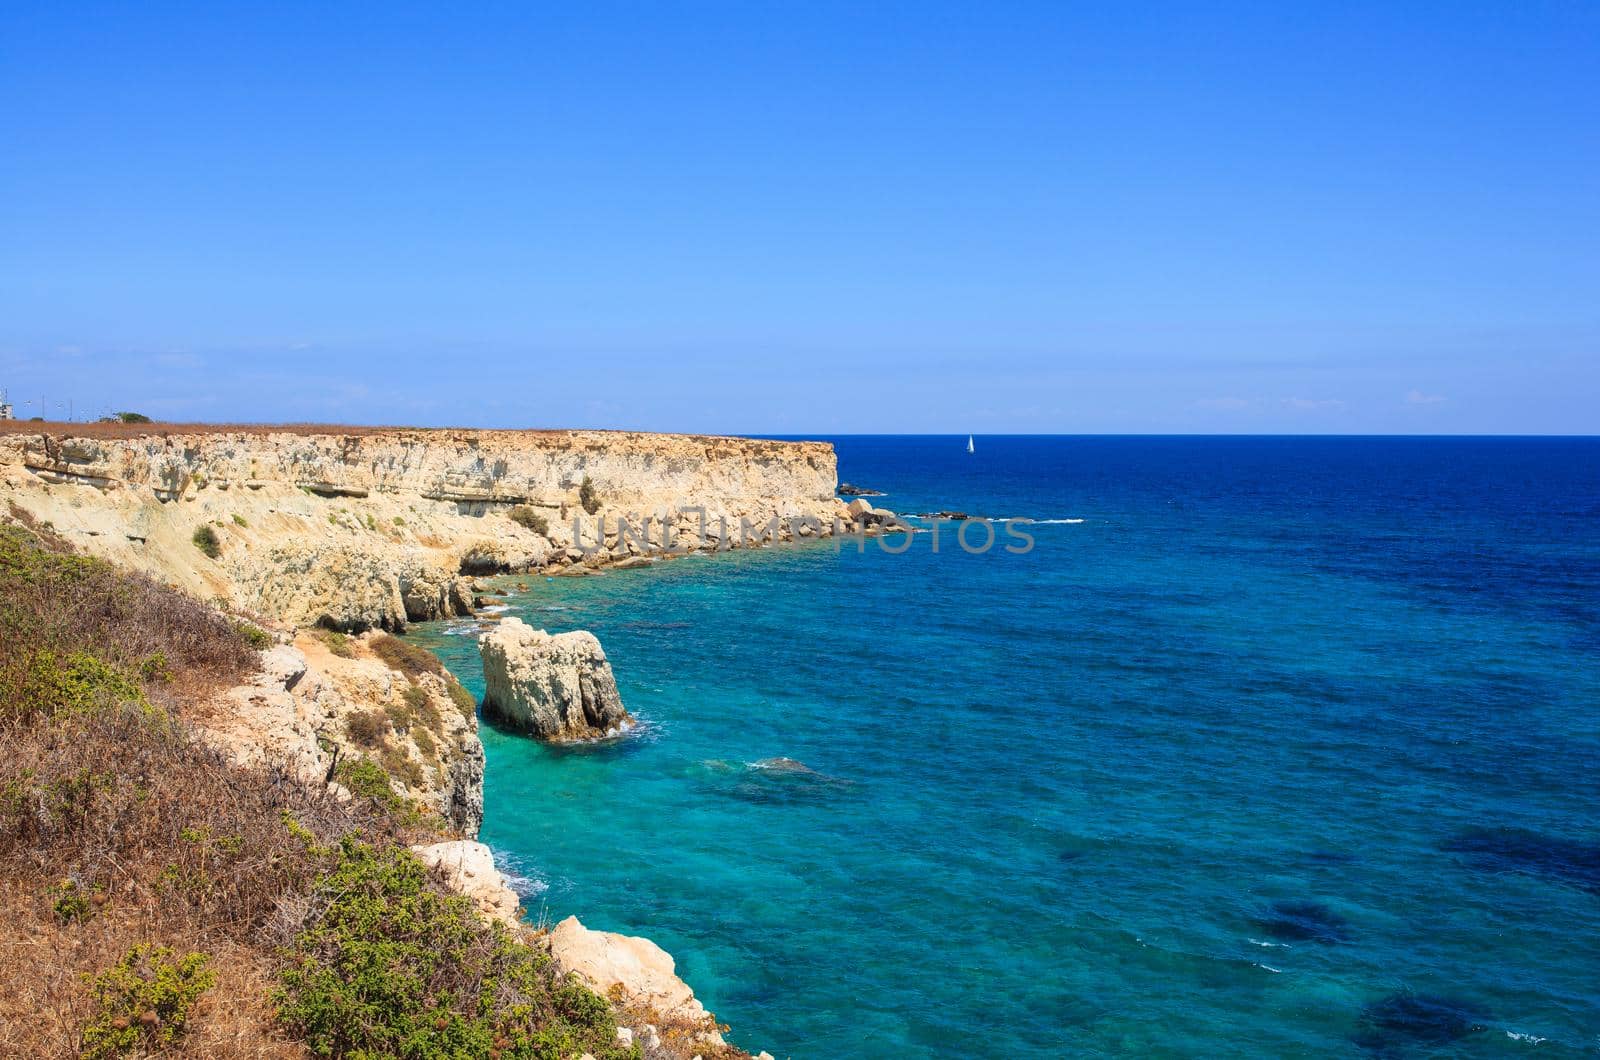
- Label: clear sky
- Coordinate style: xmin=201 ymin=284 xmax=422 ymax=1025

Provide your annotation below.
xmin=2 ymin=2 xmax=1596 ymax=433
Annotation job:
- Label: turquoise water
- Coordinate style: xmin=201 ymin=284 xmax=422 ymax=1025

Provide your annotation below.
xmin=414 ymin=437 xmax=1600 ymax=1058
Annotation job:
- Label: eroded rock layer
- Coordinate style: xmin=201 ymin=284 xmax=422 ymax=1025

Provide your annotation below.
xmin=0 ymin=426 xmax=850 ymax=631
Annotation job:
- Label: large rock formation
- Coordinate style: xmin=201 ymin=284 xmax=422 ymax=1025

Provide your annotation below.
xmin=204 ymin=632 xmax=486 ymax=835
xmin=479 ymin=618 xmax=632 ymax=741
xmin=0 ymin=425 xmax=854 ymax=631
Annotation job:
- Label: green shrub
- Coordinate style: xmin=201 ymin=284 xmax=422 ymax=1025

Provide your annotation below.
xmin=274 ymin=839 xmax=628 ymax=1060
xmin=412 ymin=726 xmax=436 ymax=759
xmin=312 ymin=628 xmax=355 ymax=658
xmin=334 ymin=758 xmax=417 ymax=824
xmin=138 ymin=651 xmax=171 ymax=683
xmin=578 ymin=475 xmax=600 ymax=515
xmin=80 ymin=945 xmax=215 ymax=1059
xmin=231 ymin=513 xmax=248 ymax=528
xmin=191 ymin=525 xmax=220 ymax=559
xmin=233 ymin=621 xmax=273 ymax=650
xmin=392 ymin=516 xmax=405 ymax=527
xmin=380 ymin=744 xmax=425 ymax=789
xmin=51 ymin=878 xmax=93 ymax=922
xmin=389 ymin=683 xmax=441 ymax=735
xmin=114 ymin=411 xmax=152 ymax=424
xmin=337 ymin=757 xmax=395 ymax=800
xmin=7 ymin=650 xmax=146 ymax=721
xmin=509 ymin=506 xmax=550 ymax=535
xmin=410 ymin=683 xmax=440 ymax=724
xmin=445 ymin=677 xmax=478 ymax=719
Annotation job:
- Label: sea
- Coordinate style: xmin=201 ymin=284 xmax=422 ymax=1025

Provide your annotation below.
xmin=412 ymin=436 xmax=1600 ymax=1058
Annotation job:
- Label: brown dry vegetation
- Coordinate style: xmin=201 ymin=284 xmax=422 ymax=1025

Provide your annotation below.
xmin=0 ymin=421 xmax=578 ymax=440
xmin=1 ymin=507 xmax=254 ymax=715
xmin=0 ymin=420 xmax=778 ymax=446
xmin=0 ymin=708 xmax=380 ymax=1057
xmin=0 ymin=522 xmax=376 ymax=1055
xmin=613 ymin=996 xmax=752 ymax=1060
xmin=0 ymin=522 xmax=640 ymax=1059
xmin=368 ymin=633 xmax=445 ymax=679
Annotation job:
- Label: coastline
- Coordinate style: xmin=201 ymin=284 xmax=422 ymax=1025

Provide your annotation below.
xmin=0 ymin=421 xmax=874 ymax=1057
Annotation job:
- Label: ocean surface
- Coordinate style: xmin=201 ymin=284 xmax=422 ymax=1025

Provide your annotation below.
xmin=413 ymin=436 xmax=1600 ymax=1058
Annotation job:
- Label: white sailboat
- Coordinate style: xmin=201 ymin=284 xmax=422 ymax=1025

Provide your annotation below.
xmin=966 ymin=434 xmax=975 ymax=454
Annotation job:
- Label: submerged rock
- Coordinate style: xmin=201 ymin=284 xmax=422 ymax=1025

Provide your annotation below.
xmin=1443 ymin=826 xmax=1600 ymax=894
xmin=1256 ymin=899 xmax=1352 ymax=944
xmin=837 ymin=482 xmax=884 ymax=496
xmin=752 ymin=756 xmax=817 ymax=774
xmin=725 ymin=757 xmax=853 ymax=805
xmin=1354 ymin=991 xmax=1488 ymax=1054
xmin=478 ymin=618 xmax=633 ymax=741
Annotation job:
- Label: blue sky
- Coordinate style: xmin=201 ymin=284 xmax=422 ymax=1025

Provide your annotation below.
xmin=2 ymin=2 xmax=1596 ymax=433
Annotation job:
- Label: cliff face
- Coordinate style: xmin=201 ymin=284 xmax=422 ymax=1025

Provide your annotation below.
xmin=203 ymin=632 xmax=486 ymax=835
xmin=0 ymin=424 xmax=797 ymax=1055
xmin=0 ymin=426 xmax=848 ymax=631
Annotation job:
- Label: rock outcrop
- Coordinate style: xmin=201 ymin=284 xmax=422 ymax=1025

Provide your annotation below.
xmin=479 ymin=618 xmax=631 ymax=741
xmin=203 ymin=631 xmax=485 ymax=835
xmin=837 ymin=482 xmax=883 ymax=496
xmin=545 ymin=915 xmax=722 ymax=1032
xmin=412 ymin=840 xmax=522 ymax=924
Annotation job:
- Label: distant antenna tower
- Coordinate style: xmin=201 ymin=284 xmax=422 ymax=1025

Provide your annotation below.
xmin=0 ymin=387 xmax=12 ymax=421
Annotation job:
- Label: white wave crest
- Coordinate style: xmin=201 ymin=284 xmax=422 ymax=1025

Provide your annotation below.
xmin=995 ymin=517 xmax=1085 ymax=524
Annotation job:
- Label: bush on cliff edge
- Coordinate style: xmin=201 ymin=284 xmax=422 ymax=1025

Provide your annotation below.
xmin=509 ymin=505 xmax=550 ymax=536
xmin=275 ymin=838 xmax=632 ymax=1060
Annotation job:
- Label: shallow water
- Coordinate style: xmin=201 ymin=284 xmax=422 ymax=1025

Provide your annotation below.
xmin=413 ymin=436 xmax=1600 ymax=1058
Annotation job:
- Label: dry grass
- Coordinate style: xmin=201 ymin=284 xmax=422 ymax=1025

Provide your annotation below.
xmin=0 ymin=516 xmax=255 ymax=717
xmin=0 ymin=704 xmax=387 ymax=1058
xmin=0 ymin=909 xmax=304 ymax=1060
xmin=0 ymin=420 xmax=810 ymax=447
xmin=614 ymin=995 xmax=753 ymax=1060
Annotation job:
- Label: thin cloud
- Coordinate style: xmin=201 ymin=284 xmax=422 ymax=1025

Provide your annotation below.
xmin=1281 ymin=397 xmax=1346 ymax=411
xmin=1405 ymin=389 xmax=1447 ymax=405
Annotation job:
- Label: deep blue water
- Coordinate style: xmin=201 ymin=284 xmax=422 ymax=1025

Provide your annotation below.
xmin=415 ymin=436 xmax=1600 ymax=1058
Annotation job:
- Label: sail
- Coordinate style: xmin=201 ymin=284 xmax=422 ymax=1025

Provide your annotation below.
xmin=967 ymin=434 xmax=975 ymax=453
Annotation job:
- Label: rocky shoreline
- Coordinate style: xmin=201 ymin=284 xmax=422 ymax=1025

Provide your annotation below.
xmin=0 ymin=425 xmax=884 ymax=633
xmin=1 ymin=423 xmax=891 ymax=1057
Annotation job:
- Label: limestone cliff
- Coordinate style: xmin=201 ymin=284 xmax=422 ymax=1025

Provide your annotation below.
xmin=1 ymin=422 xmax=841 ymax=1057
xmin=0 ymin=425 xmax=852 ymax=632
